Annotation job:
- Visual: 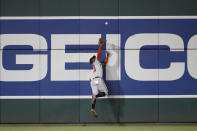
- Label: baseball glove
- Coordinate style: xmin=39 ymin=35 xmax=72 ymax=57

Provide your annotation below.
xmin=99 ymin=38 xmax=106 ymax=45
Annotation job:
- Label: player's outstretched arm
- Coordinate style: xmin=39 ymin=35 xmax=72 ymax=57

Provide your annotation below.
xmin=97 ymin=38 xmax=106 ymax=60
xmin=101 ymin=51 xmax=109 ymax=66
xmin=97 ymin=45 xmax=102 ymax=60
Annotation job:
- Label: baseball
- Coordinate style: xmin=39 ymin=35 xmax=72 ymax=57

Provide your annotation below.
xmin=105 ymin=21 xmax=108 ymax=25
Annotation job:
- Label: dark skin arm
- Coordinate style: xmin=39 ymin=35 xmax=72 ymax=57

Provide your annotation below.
xmin=101 ymin=51 xmax=110 ymax=67
xmin=97 ymin=38 xmax=105 ymax=60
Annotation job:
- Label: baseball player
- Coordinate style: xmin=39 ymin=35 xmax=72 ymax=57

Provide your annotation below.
xmin=89 ymin=38 xmax=109 ymax=118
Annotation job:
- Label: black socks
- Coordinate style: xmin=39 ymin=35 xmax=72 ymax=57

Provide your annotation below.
xmin=96 ymin=92 xmax=106 ymax=98
xmin=92 ymin=99 xmax=96 ymax=109
xmin=92 ymin=92 xmax=106 ymax=109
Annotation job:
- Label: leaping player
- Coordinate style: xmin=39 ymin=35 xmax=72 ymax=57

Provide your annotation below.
xmin=89 ymin=38 xmax=109 ymax=118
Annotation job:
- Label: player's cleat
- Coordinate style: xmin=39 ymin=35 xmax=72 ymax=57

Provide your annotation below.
xmin=91 ymin=109 xmax=98 ymax=118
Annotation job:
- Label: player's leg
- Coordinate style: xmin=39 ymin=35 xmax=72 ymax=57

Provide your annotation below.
xmin=91 ymin=80 xmax=98 ymax=108
xmin=97 ymin=78 xmax=108 ymax=98
xmin=91 ymin=94 xmax=97 ymax=109
xmin=90 ymin=80 xmax=99 ymax=117
xmin=91 ymin=95 xmax=99 ymax=118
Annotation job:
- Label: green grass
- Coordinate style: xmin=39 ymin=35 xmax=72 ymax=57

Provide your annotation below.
xmin=0 ymin=126 xmax=197 ymax=131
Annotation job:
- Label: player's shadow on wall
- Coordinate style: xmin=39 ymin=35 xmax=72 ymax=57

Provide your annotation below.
xmin=104 ymin=43 xmax=124 ymax=122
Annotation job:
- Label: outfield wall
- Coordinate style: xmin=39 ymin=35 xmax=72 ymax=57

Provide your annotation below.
xmin=0 ymin=0 xmax=197 ymax=123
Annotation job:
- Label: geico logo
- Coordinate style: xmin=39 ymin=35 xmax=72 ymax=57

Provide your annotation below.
xmin=0 ymin=34 xmax=197 ymax=82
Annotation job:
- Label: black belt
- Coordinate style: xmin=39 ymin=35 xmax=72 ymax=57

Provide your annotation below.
xmin=93 ymin=77 xmax=101 ymax=79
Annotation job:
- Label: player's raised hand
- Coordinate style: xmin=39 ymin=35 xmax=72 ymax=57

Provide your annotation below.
xmin=99 ymin=38 xmax=106 ymax=46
